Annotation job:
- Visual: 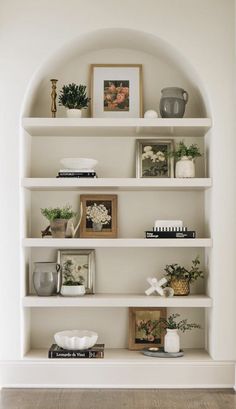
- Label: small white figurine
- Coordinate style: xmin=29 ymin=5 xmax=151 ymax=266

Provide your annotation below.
xmin=144 ymin=110 xmax=158 ymax=119
xmin=145 ymin=277 xmax=167 ymax=296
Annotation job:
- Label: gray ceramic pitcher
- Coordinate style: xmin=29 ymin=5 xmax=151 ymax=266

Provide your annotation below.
xmin=33 ymin=262 xmax=61 ymax=296
xmin=160 ymin=87 xmax=188 ymax=118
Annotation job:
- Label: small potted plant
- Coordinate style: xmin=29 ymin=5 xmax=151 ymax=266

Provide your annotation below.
xmin=159 ymin=313 xmax=201 ymax=353
xmin=86 ymin=203 xmax=111 ymax=232
xmin=58 ymin=83 xmax=90 ymax=118
xmin=164 ymin=256 xmax=204 ymax=296
xmin=41 ymin=205 xmax=76 ymax=238
xmin=60 ymin=259 xmax=86 ymax=297
xmin=170 ymin=141 xmax=201 ymax=178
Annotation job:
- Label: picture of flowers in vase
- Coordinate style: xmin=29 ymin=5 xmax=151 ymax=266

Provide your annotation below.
xmin=136 ymin=139 xmax=174 ymax=178
xmin=79 ymin=195 xmax=118 ymax=238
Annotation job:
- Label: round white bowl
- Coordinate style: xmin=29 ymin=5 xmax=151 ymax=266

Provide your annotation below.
xmin=60 ymin=157 xmax=98 ymax=170
xmin=60 ymin=285 xmax=86 ymax=297
xmin=54 ymin=330 xmax=98 ymax=350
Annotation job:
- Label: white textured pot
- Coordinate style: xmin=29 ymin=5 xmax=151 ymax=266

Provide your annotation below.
xmin=54 ymin=330 xmax=98 ymax=350
xmin=60 ymin=285 xmax=86 ymax=297
xmin=175 ymin=156 xmax=195 ymax=178
xmin=164 ymin=329 xmax=180 ymax=353
xmin=66 ymin=109 xmax=82 ymax=118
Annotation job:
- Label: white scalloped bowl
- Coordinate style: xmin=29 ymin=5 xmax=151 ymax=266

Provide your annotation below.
xmin=60 ymin=158 xmax=98 ymax=170
xmin=54 ymin=330 xmax=98 ymax=350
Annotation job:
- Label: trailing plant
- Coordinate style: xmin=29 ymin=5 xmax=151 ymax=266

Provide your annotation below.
xmin=59 ymin=83 xmax=90 ymax=109
xmin=158 ymin=313 xmax=201 ymax=333
xmin=62 ymin=260 xmax=85 ymax=286
xmin=169 ymin=141 xmax=202 ymax=160
xmin=41 ymin=205 xmax=76 ymax=221
xmin=164 ymin=256 xmax=204 ymax=283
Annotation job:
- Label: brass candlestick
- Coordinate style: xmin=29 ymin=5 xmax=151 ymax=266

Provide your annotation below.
xmin=50 ymin=79 xmax=58 ymax=118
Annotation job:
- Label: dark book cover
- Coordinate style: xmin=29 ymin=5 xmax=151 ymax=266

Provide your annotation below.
xmin=146 ymin=231 xmax=196 ymax=239
xmin=48 ymin=343 xmax=105 ymax=359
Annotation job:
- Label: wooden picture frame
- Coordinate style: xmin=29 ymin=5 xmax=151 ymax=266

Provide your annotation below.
xmin=90 ymin=64 xmax=143 ymax=118
xmin=79 ymin=194 xmax=118 ymax=238
xmin=128 ymin=307 xmax=166 ymax=350
xmin=136 ymin=139 xmax=174 ymax=178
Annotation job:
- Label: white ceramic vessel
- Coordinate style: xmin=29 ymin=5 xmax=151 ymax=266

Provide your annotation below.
xmin=54 ymin=330 xmax=98 ymax=350
xmin=144 ymin=109 xmax=158 ymax=118
xmin=60 ymin=157 xmax=98 ymax=170
xmin=175 ymin=157 xmax=195 ymax=178
xmin=164 ymin=329 xmax=180 ymax=353
xmin=60 ymin=285 xmax=86 ymax=297
xmin=66 ymin=109 xmax=82 ymax=118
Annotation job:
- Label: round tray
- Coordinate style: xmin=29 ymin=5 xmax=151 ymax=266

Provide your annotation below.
xmin=141 ymin=347 xmax=184 ymax=358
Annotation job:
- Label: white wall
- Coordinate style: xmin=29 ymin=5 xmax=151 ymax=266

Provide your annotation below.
xmin=0 ymin=0 xmax=235 ymax=361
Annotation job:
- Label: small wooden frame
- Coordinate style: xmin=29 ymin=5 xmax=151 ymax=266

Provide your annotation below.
xmin=79 ymin=194 xmax=118 ymax=238
xmin=128 ymin=307 xmax=166 ymax=350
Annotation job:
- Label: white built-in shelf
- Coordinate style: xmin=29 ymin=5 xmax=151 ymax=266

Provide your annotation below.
xmin=22 ymin=294 xmax=212 ymax=308
xmin=22 ymin=117 xmax=211 ymax=137
xmin=24 ymin=348 xmax=212 ymax=364
xmin=22 ymin=178 xmax=212 ymax=191
xmin=23 ymin=238 xmax=212 ymax=248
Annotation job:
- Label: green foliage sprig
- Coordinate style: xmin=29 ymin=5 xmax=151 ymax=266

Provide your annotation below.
xmin=164 ymin=256 xmax=204 ymax=283
xmin=170 ymin=141 xmax=202 ymax=160
xmin=59 ymin=83 xmax=90 ymax=110
xmin=159 ymin=313 xmax=201 ymax=333
xmin=41 ymin=205 xmax=76 ymax=221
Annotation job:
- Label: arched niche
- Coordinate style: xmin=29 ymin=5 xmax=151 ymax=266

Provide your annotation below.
xmin=22 ymin=28 xmax=210 ymax=118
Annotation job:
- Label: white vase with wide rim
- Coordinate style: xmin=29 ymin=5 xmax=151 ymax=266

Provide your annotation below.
xmin=164 ymin=329 xmax=180 ymax=353
xmin=66 ymin=109 xmax=82 ymax=118
xmin=175 ymin=156 xmax=195 ymax=178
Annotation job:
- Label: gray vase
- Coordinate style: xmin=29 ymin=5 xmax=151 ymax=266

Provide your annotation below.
xmin=160 ymin=87 xmax=188 ymax=118
xmin=33 ymin=262 xmax=61 ymax=296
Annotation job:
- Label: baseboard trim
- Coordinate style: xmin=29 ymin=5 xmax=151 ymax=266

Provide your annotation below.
xmin=0 ymin=361 xmax=235 ymax=388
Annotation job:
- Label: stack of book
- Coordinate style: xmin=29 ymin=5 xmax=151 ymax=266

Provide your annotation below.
xmin=57 ymin=169 xmax=97 ymax=178
xmin=48 ymin=343 xmax=104 ymax=359
xmin=146 ymin=220 xmax=196 ymax=239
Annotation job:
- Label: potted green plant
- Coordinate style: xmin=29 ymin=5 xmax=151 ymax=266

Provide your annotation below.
xmin=164 ymin=256 xmax=204 ymax=296
xmin=58 ymin=83 xmax=90 ymax=118
xmin=158 ymin=313 xmax=201 ymax=353
xmin=41 ymin=205 xmax=76 ymax=238
xmin=169 ymin=141 xmax=201 ymax=178
xmin=60 ymin=259 xmax=86 ymax=297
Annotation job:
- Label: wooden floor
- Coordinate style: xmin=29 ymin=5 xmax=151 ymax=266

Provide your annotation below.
xmin=1 ymin=389 xmax=236 ymax=409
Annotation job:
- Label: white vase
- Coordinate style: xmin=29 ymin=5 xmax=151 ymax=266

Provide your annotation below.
xmin=60 ymin=285 xmax=85 ymax=296
xmin=66 ymin=109 xmax=82 ymax=118
xmin=164 ymin=329 xmax=180 ymax=353
xmin=175 ymin=156 xmax=195 ymax=178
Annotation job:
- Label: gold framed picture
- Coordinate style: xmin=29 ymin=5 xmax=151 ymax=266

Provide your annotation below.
xmin=79 ymin=194 xmax=118 ymax=238
xmin=128 ymin=307 xmax=166 ymax=350
xmin=90 ymin=64 xmax=143 ymax=118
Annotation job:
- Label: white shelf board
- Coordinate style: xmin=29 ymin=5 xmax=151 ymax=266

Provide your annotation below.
xmin=24 ymin=348 xmax=213 ymax=364
xmin=23 ymin=238 xmax=212 ymax=248
xmin=22 ymin=117 xmax=211 ymax=137
xmin=22 ymin=294 xmax=212 ymax=308
xmin=22 ymin=178 xmax=212 ymax=191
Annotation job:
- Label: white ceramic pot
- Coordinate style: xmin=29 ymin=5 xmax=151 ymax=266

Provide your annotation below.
xmin=60 ymin=285 xmax=86 ymax=297
xmin=66 ymin=109 xmax=82 ymax=118
xmin=164 ymin=329 xmax=180 ymax=353
xmin=175 ymin=156 xmax=195 ymax=178
xmin=144 ymin=110 xmax=158 ymax=118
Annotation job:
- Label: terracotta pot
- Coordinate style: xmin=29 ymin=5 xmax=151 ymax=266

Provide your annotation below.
xmin=50 ymin=219 xmax=68 ymax=238
xmin=170 ymin=278 xmax=190 ymax=296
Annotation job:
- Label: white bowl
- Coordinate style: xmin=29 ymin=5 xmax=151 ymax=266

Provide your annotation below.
xmin=54 ymin=330 xmax=98 ymax=350
xmin=60 ymin=158 xmax=98 ymax=170
xmin=60 ymin=285 xmax=86 ymax=297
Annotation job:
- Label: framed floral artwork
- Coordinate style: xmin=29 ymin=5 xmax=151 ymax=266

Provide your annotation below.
xmin=79 ymin=194 xmax=118 ymax=238
xmin=136 ymin=139 xmax=174 ymax=178
xmin=57 ymin=249 xmax=95 ymax=294
xmin=128 ymin=307 xmax=166 ymax=350
xmin=90 ymin=64 xmax=143 ymax=118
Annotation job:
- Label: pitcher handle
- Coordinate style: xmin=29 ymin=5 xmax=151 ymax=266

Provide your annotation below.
xmin=56 ymin=263 xmax=61 ymax=294
xmin=183 ymin=91 xmax=189 ymax=104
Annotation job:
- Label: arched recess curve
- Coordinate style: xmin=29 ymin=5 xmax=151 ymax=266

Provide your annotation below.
xmin=21 ymin=28 xmax=211 ymax=118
